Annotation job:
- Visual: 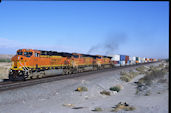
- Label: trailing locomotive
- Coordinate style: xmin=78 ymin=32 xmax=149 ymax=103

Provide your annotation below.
xmin=9 ymin=49 xmax=113 ymax=81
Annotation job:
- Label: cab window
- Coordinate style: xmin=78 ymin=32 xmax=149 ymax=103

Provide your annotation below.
xmin=35 ymin=53 xmax=39 ymax=57
xmin=97 ymin=56 xmax=101 ymax=59
xmin=73 ymin=55 xmax=79 ymax=58
xmin=24 ymin=52 xmax=32 ymax=57
xmin=17 ymin=52 xmax=23 ymax=55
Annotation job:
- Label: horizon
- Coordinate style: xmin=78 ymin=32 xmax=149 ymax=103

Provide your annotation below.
xmin=0 ymin=1 xmax=169 ymax=59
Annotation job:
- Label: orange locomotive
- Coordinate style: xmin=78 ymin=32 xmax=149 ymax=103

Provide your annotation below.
xmin=9 ymin=49 xmax=113 ymax=80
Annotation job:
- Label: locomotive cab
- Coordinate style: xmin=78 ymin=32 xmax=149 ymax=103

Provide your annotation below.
xmin=9 ymin=49 xmax=40 ymax=80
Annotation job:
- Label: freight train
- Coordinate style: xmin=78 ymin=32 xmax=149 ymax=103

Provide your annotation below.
xmin=9 ymin=49 xmax=158 ymax=81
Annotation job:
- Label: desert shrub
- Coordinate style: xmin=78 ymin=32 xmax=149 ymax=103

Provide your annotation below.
xmin=138 ymin=67 xmax=167 ymax=86
xmin=112 ymin=102 xmax=135 ymax=112
xmin=165 ymin=59 xmax=169 ymax=62
xmin=129 ymin=71 xmax=139 ymax=79
xmin=157 ymin=79 xmax=167 ymax=83
xmin=147 ymin=68 xmax=166 ymax=78
xmin=120 ymin=76 xmax=131 ymax=82
xmin=120 ymin=71 xmax=129 ymax=76
xmin=158 ymin=63 xmax=164 ymax=68
xmin=144 ymin=90 xmax=151 ymax=96
xmin=164 ymin=64 xmax=169 ymax=72
xmin=0 ymin=59 xmax=11 ymax=62
xmin=109 ymin=85 xmax=121 ymax=92
xmin=100 ymin=90 xmax=111 ymax=96
xmin=75 ymin=86 xmax=88 ymax=92
xmin=136 ymin=66 xmax=146 ymax=74
xmin=120 ymin=70 xmax=138 ymax=82
xmin=92 ymin=107 xmax=103 ymax=112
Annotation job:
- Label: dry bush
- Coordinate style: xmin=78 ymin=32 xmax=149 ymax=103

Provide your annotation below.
xmin=136 ymin=65 xmax=168 ymax=95
xmin=100 ymin=90 xmax=111 ymax=96
xmin=111 ymin=102 xmax=135 ymax=112
xmin=109 ymin=85 xmax=122 ymax=92
xmin=164 ymin=64 xmax=169 ymax=72
xmin=120 ymin=71 xmax=129 ymax=76
xmin=144 ymin=90 xmax=151 ymax=96
xmin=92 ymin=107 xmax=103 ymax=112
xmin=62 ymin=104 xmax=75 ymax=107
xmin=136 ymin=66 xmax=146 ymax=74
xmin=157 ymin=79 xmax=167 ymax=83
xmin=129 ymin=71 xmax=139 ymax=79
xmin=120 ymin=70 xmax=138 ymax=82
xmin=148 ymin=65 xmax=158 ymax=72
xmin=120 ymin=76 xmax=131 ymax=82
xmin=75 ymin=86 xmax=88 ymax=92
xmin=146 ymin=68 xmax=167 ymax=79
xmin=158 ymin=63 xmax=164 ymax=68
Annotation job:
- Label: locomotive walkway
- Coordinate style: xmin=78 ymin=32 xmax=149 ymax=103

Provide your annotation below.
xmin=0 ymin=62 xmax=159 ymax=92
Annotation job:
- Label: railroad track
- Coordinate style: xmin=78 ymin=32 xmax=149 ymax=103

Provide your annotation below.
xmin=0 ymin=62 xmax=160 ymax=92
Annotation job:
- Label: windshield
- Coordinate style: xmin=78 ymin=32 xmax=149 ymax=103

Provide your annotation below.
xmin=17 ymin=52 xmax=23 ymax=55
xmin=24 ymin=52 xmax=32 ymax=57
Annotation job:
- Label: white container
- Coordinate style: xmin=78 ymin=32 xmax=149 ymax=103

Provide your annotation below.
xmin=142 ymin=57 xmax=145 ymax=63
xmin=110 ymin=55 xmax=120 ymax=61
xmin=129 ymin=57 xmax=133 ymax=65
xmin=138 ymin=57 xmax=141 ymax=63
xmin=129 ymin=56 xmax=135 ymax=65
xmin=120 ymin=61 xmax=125 ymax=66
xmin=132 ymin=56 xmax=136 ymax=61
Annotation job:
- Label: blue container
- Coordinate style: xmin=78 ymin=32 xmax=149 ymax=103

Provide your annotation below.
xmin=136 ymin=57 xmax=139 ymax=61
xmin=117 ymin=61 xmax=120 ymax=64
xmin=120 ymin=55 xmax=126 ymax=61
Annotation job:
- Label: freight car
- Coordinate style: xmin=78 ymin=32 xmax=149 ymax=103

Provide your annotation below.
xmin=9 ymin=49 xmax=113 ymax=80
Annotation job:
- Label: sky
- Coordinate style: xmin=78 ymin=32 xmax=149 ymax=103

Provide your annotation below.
xmin=0 ymin=1 xmax=169 ymax=59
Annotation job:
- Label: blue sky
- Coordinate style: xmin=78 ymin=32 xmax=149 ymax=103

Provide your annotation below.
xmin=0 ymin=1 xmax=169 ymax=59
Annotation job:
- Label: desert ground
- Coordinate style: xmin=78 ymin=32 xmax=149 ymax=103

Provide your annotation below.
xmin=0 ymin=54 xmax=13 ymax=80
xmin=0 ymin=62 xmax=11 ymax=79
xmin=0 ymin=61 xmax=168 ymax=113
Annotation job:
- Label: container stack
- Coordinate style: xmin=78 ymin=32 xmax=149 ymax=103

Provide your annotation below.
xmin=120 ymin=55 xmax=126 ymax=66
xmin=132 ymin=56 xmax=136 ymax=64
xmin=142 ymin=57 xmax=145 ymax=63
xmin=110 ymin=55 xmax=120 ymax=67
xmin=125 ymin=56 xmax=129 ymax=65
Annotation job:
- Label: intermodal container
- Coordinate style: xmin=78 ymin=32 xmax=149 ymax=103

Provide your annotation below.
xmin=120 ymin=61 xmax=125 ymax=66
xmin=114 ymin=61 xmax=120 ymax=67
xmin=136 ymin=57 xmax=139 ymax=63
xmin=131 ymin=56 xmax=136 ymax=64
xmin=125 ymin=56 xmax=129 ymax=64
xmin=138 ymin=57 xmax=141 ymax=63
xmin=120 ymin=55 xmax=126 ymax=61
xmin=133 ymin=57 xmax=136 ymax=61
xmin=113 ymin=61 xmax=118 ymax=64
xmin=145 ymin=58 xmax=147 ymax=62
xmin=142 ymin=57 xmax=146 ymax=63
xmin=111 ymin=55 xmax=120 ymax=61
xmin=126 ymin=60 xmax=130 ymax=65
xmin=147 ymin=58 xmax=150 ymax=62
